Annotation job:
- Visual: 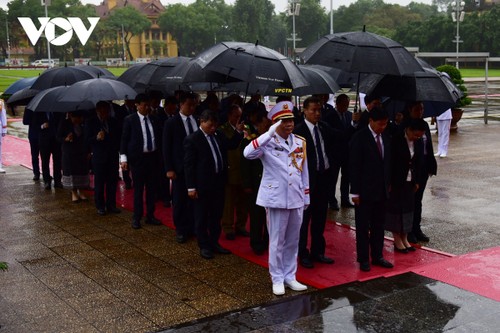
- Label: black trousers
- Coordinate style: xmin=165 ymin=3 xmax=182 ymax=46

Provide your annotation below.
xmin=130 ymin=152 xmax=159 ymax=221
xmin=39 ymin=135 xmax=61 ymax=184
xmin=172 ymin=173 xmax=195 ymax=237
xmin=93 ymin=158 xmax=119 ymax=211
xmin=193 ymin=181 xmax=225 ymax=250
xmin=413 ymin=173 xmax=429 ymax=233
xmin=247 ymin=191 xmax=268 ymax=252
xmin=29 ymin=137 xmax=40 ymax=177
xmin=299 ymin=169 xmax=331 ymax=258
xmin=330 ymin=158 xmax=350 ymax=204
xmin=355 ymin=199 xmax=386 ymax=263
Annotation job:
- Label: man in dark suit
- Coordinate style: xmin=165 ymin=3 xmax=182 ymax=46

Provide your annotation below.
xmin=35 ymin=111 xmax=63 ymax=190
xmin=294 ymin=96 xmax=335 ymax=269
xmin=350 ymin=107 xmax=393 ymax=272
xmin=114 ymin=99 xmax=136 ymax=189
xmin=353 ymin=95 xmax=382 ymax=130
xmin=85 ymin=101 xmax=121 ymax=216
xmin=120 ymin=94 xmax=162 ymax=229
xmin=184 ymin=109 xmax=232 ymax=259
xmin=22 ymin=109 xmax=41 ymax=181
xmin=163 ymin=92 xmax=198 ymax=243
xmin=324 ymin=94 xmax=356 ymax=210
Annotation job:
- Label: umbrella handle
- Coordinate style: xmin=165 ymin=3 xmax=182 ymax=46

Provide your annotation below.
xmin=354 ymin=72 xmax=361 ymax=112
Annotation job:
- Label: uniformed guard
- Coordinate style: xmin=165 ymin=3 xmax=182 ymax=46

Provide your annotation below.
xmin=243 ymin=101 xmax=310 ymax=296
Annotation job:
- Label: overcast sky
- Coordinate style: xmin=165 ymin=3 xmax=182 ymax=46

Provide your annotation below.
xmin=1 ymin=0 xmax=434 ymax=13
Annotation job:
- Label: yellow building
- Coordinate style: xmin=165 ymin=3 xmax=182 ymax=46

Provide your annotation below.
xmin=95 ymin=0 xmax=178 ymax=60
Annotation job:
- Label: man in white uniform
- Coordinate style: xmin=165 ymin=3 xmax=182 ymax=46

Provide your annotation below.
xmin=435 ymin=108 xmax=452 ymax=158
xmin=243 ymin=101 xmax=310 ymax=296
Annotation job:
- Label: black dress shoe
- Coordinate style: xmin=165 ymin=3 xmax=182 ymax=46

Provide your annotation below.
xmin=54 ymin=182 xmax=63 ymax=189
xmin=163 ymin=201 xmax=171 ymax=208
xmin=415 ymin=231 xmax=430 ymax=242
xmin=125 ymin=182 xmax=132 ymax=190
xmin=33 ymin=175 xmax=40 ymax=181
xmin=406 ymin=246 xmax=416 ymax=252
xmin=372 ymin=258 xmax=394 ymax=268
xmin=225 ymin=232 xmax=235 ymax=240
xmin=300 ymin=257 xmax=314 ymax=269
xmin=214 ymin=245 xmax=231 ymax=254
xmin=200 ymin=248 xmax=214 ymax=259
xmin=407 ymin=232 xmax=418 ymax=244
xmin=176 ymin=234 xmax=187 ymax=244
xmin=341 ymin=202 xmax=355 ymax=208
xmin=312 ymin=254 xmax=335 ymax=264
xmin=97 ymin=209 xmax=106 ymax=216
xmin=360 ymin=262 xmax=371 ymax=272
xmin=252 ymin=248 xmax=265 ymax=256
xmin=107 ymin=207 xmax=121 ymax=214
xmin=131 ymin=220 xmax=141 ymax=229
xmin=394 ymin=245 xmax=409 ymax=254
xmin=145 ymin=217 xmax=162 ymax=225
xmin=236 ymin=229 xmax=250 ymax=237
xmin=329 ymin=202 xmax=340 ymax=211
xmin=44 ymin=182 xmax=51 ymax=190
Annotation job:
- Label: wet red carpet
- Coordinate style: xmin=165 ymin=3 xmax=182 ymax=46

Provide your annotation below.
xmin=7 ymin=134 xmax=496 ymax=296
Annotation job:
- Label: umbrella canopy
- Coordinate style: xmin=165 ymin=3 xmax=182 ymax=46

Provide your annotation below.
xmin=31 ymin=65 xmax=102 ymax=90
xmin=302 ymin=30 xmax=424 ymax=76
xmin=6 ymin=88 xmax=40 ymax=106
xmin=194 ymin=41 xmax=309 ymax=92
xmin=383 ymin=98 xmax=455 ymax=119
xmin=75 ymin=65 xmax=116 ymax=79
xmin=360 ymin=70 xmax=462 ymax=104
xmin=2 ymin=77 xmax=37 ymax=96
xmin=295 ymin=65 xmax=340 ymax=96
xmin=27 ymin=86 xmax=94 ymax=113
xmin=58 ymin=78 xmax=137 ymax=106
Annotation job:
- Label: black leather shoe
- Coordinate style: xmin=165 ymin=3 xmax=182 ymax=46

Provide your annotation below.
xmin=407 ymin=232 xmax=418 ymax=244
xmin=360 ymin=262 xmax=371 ymax=272
xmin=176 ymin=234 xmax=187 ymax=244
xmin=97 ymin=209 xmax=106 ymax=216
xmin=131 ymin=220 xmax=141 ymax=229
xmin=107 ymin=207 xmax=121 ymax=214
xmin=236 ymin=229 xmax=250 ymax=237
xmin=44 ymin=182 xmax=51 ymax=190
xmin=54 ymin=182 xmax=63 ymax=189
xmin=415 ymin=232 xmax=430 ymax=242
xmin=341 ymin=202 xmax=355 ymax=208
xmin=145 ymin=217 xmax=162 ymax=225
xmin=406 ymin=246 xmax=416 ymax=252
xmin=329 ymin=202 xmax=340 ymax=211
xmin=225 ymin=232 xmax=235 ymax=240
xmin=214 ymin=245 xmax=231 ymax=254
xmin=163 ymin=201 xmax=171 ymax=208
xmin=312 ymin=254 xmax=335 ymax=264
xmin=33 ymin=175 xmax=40 ymax=181
xmin=300 ymin=257 xmax=314 ymax=269
xmin=372 ymin=258 xmax=394 ymax=268
xmin=394 ymin=246 xmax=409 ymax=254
xmin=200 ymin=248 xmax=214 ymax=259
xmin=124 ymin=182 xmax=132 ymax=190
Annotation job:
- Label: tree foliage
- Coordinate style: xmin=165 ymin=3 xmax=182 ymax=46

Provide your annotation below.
xmin=231 ymin=0 xmax=274 ymax=45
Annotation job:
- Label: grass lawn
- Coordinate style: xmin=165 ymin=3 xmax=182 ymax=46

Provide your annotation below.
xmin=458 ymin=68 xmax=500 ymax=78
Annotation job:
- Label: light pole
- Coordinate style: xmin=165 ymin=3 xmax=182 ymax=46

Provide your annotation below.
xmin=287 ymin=0 xmax=301 ymax=63
xmin=451 ymin=0 xmax=465 ymax=69
xmin=330 ymin=0 xmax=333 ymax=34
xmin=42 ymin=0 xmax=52 ymax=66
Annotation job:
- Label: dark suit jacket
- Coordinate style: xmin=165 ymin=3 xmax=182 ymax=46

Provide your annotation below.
xmin=349 ymin=127 xmax=391 ymax=201
xmin=162 ymin=113 xmax=193 ymax=175
xmin=399 ymin=119 xmax=437 ymax=178
xmin=183 ymin=129 xmax=228 ymax=196
xmin=324 ymin=109 xmax=356 ymax=163
xmin=120 ymin=113 xmax=161 ymax=164
xmin=34 ymin=111 xmax=62 ymax=141
xmin=294 ymin=120 xmax=335 ymax=193
xmin=390 ymin=131 xmax=422 ymax=188
xmin=85 ymin=116 xmax=120 ymax=164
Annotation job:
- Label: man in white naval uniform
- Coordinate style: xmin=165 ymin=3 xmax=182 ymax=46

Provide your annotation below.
xmin=243 ymin=101 xmax=310 ymax=296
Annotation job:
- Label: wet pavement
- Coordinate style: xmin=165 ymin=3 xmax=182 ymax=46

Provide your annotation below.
xmin=1 ymin=97 xmax=500 ymax=331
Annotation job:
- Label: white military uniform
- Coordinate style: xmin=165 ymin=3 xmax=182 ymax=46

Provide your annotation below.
xmin=243 ymin=101 xmax=310 ymax=286
xmin=0 ymin=99 xmax=7 ymax=173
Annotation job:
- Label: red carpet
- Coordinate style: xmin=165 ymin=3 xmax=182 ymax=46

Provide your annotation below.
xmin=414 ymin=246 xmax=500 ymax=302
xmin=0 ymin=134 xmax=469 ymax=291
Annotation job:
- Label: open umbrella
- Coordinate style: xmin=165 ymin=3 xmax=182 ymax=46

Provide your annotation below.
xmin=6 ymin=88 xmax=40 ymax=106
xmin=193 ymin=41 xmax=309 ymax=93
xmin=295 ymin=65 xmax=340 ymax=96
xmin=2 ymin=77 xmax=37 ymax=96
xmin=58 ymin=78 xmax=137 ymax=106
xmin=302 ymin=28 xmax=424 ymax=109
xmin=26 ymin=86 xmax=94 ymax=113
xmin=76 ymin=64 xmax=116 ymax=79
xmin=31 ymin=65 xmax=102 ymax=90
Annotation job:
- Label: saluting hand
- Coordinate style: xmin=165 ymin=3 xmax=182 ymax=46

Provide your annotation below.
xmin=268 ymin=119 xmax=282 ymax=136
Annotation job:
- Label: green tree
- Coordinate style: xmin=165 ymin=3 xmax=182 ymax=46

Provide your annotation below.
xmin=106 ymin=6 xmax=151 ymax=61
xmin=266 ymin=14 xmax=288 ymax=53
xmin=84 ymin=18 xmax=117 ymax=61
xmin=7 ymin=0 xmax=45 ymax=58
xmin=332 ymin=0 xmax=386 ymax=33
xmin=231 ymin=0 xmax=274 ymax=45
xmin=159 ymin=0 xmax=232 ymax=56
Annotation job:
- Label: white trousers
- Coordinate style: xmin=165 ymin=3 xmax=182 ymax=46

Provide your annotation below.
xmin=437 ymin=119 xmax=451 ymax=155
xmin=266 ymin=207 xmax=303 ymax=285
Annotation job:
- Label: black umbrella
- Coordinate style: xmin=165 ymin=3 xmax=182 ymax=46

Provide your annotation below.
xmin=76 ymin=65 xmax=116 ymax=79
xmin=2 ymin=77 xmax=37 ymax=96
xmin=295 ymin=65 xmax=340 ymax=96
xmin=193 ymin=41 xmax=309 ymax=93
xmin=27 ymin=86 xmax=94 ymax=113
xmin=6 ymin=88 xmax=40 ymax=106
xmin=302 ymin=28 xmax=424 ymax=109
xmin=58 ymin=78 xmax=137 ymax=106
xmin=31 ymin=65 xmax=100 ymax=90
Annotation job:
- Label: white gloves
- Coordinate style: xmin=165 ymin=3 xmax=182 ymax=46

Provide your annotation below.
xmin=268 ymin=119 xmax=282 ymax=136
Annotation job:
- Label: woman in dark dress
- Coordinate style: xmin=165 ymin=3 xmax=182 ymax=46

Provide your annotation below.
xmin=57 ymin=111 xmax=90 ymax=202
xmin=385 ymin=118 xmax=427 ymax=253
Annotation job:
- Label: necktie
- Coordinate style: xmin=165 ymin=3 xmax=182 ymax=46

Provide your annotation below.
xmin=209 ymin=135 xmax=223 ymax=173
xmin=285 ymin=140 xmax=289 ymax=146
xmin=341 ymin=113 xmax=348 ymax=127
xmin=376 ymin=134 xmax=383 ymax=159
xmin=186 ymin=116 xmax=194 ymax=134
xmin=313 ymin=125 xmax=325 ymax=172
xmin=144 ymin=116 xmax=153 ymax=152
